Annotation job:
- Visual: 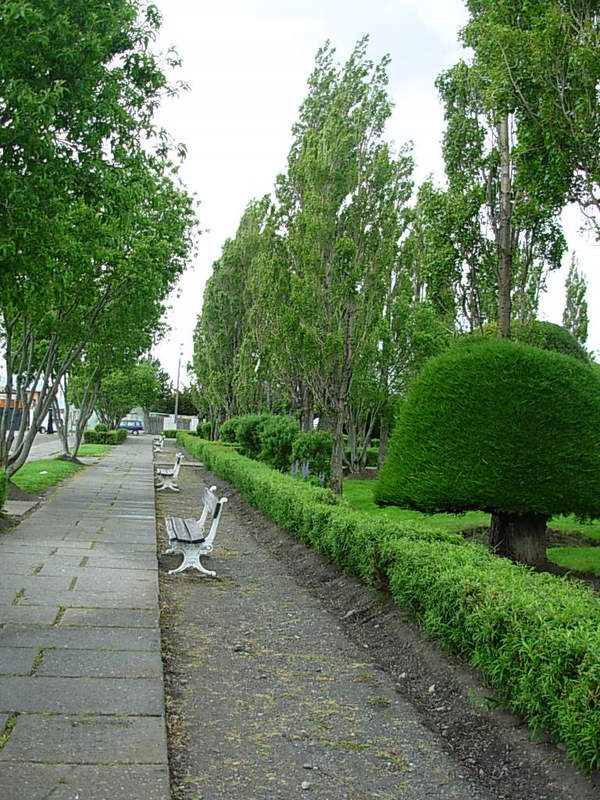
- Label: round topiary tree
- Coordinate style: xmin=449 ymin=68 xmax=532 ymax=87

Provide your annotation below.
xmin=374 ymin=337 xmax=600 ymax=565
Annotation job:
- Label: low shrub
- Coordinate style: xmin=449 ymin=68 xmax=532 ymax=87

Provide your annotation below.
xmin=177 ymin=431 xmax=600 ymax=772
xmin=95 ymin=423 xmax=108 ymax=433
xmin=291 ymin=430 xmax=332 ymax=481
xmin=163 ymin=429 xmax=177 ymax=439
xmin=197 ymin=421 xmax=212 ymax=439
xmin=219 ymin=417 xmax=241 ymax=443
xmin=236 ymin=414 xmax=271 ymax=459
xmin=259 ymin=415 xmax=300 ymax=472
xmin=83 ymin=428 xmax=127 ymax=445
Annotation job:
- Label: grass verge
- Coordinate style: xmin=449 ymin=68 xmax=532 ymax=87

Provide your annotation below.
xmin=76 ymin=444 xmax=111 ymax=458
xmin=547 ymin=547 xmax=600 ymax=576
xmin=343 ymin=479 xmax=489 ymax=533
xmin=11 ymin=458 xmax=84 ymax=494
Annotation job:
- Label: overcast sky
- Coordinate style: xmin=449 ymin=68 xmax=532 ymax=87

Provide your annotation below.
xmin=151 ymin=0 xmax=600 ymax=382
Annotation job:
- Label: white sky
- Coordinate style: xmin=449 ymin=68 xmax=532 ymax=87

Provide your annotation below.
xmin=151 ymin=0 xmax=600 ymax=382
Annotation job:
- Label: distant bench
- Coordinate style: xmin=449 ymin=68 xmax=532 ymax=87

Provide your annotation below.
xmin=153 ymin=435 xmax=165 ymax=454
xmin=164 ymin=484 xmax=228 ymax=576
xmin=155 ymin=451 xmax=184 ymax=492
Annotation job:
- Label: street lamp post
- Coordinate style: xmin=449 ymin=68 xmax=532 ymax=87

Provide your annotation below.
xmin=173 ymin=344 xmax=183 ymax=431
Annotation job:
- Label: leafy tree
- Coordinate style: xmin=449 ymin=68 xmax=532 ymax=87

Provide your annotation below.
xmin=563 ymin=254 xmax=589 ymax=347
xmin=0 ymin=1 xmax=195 ymax=478
xmin=375 ymin=337 xmax=600 ymax=565
xmin=462 ymin=1 xmax=600 ymax=235
xmin=95 ymin=361 xmax=162 ymax=429
xmin=278 ymin=38 xmax=413 ymax=492
xmin=192 ymin=199 xmax=269 ymax=429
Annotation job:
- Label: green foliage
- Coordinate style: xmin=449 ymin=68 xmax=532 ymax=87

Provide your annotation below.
xmin=196 ymin=421 xmax=212 ymax=439
xmin=291 ymin=430 xmax=333 ymax=481
xmin=163 ymin=430 xmax=177 ymax=439
xmin=219 ymin=417 xmax=242 ymax=443
xmin=258 ymin=415 xmax=300 ymax=472
xmin=481 ymin=320 xmax=589 ymax=362
xmin=11 ymin=458 xmax=84 ymax=494
xmin=0 ymin=0 xmax=196 ymax=478
xmin=95 ymin=424 xmax=108 ymax=433
xmin=236 ymin=414 xmax=271 ymax=459
xmin=177 ymin=433 xmax=600 ymax=771
xmin=563 ymin=255 xmax=589 ymax=347
xmin=375 ymin=337 xmax=600 ymax=518
xmin=83 ymin=429 xmax=127 ymax=445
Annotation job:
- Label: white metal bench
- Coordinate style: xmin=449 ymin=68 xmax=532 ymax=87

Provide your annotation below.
xmin=155 ymin=451 xmax=184 ymax=492
xmin=164 ymin=485 xmax=228 ymax=576
xmin=153 ymin=435 xmax=165 ymax=454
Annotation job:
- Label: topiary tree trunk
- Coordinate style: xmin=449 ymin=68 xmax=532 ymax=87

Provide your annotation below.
xmin=489 ymin=512 xmax=548 ymax=566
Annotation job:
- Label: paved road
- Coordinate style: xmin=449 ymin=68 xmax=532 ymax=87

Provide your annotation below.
xmin=0 ymin=436 xmax=169 ymax=799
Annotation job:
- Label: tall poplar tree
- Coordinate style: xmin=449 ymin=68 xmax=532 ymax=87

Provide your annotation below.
xmin=279 ymin=38 xmax=413 ymax=492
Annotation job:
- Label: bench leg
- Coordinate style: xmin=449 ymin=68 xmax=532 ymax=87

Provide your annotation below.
xmin=168 ymin=544 xmax=216 ymax=577
xmin=156 ymin=477 xmax=179 ymax=492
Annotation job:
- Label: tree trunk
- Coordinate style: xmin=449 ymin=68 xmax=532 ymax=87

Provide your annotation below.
xmin=301 ymin=387 xmax=314 ymax=432
xmin=497 ymin=113 xmax=513 ymax=339
xmin=329 ymin=407 xmax=345 ymax=495
xmin=489 ymin=512 xmax=548 ymax=566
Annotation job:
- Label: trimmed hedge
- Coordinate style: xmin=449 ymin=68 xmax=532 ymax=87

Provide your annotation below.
xmin=83 ymin=428 xmax=127 ymax=445
xmin=178 ymin=431 xmax=600 ymax=772
xmin=375 ymin=337 xmax=600 ymax=517
xmin=0 ymin=469 xmax=6 ymax=510
xmin=163 ymin=429 xmax=177 ymax=439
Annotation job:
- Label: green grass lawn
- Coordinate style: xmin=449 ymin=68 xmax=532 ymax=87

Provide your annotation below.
xmin=11 ymin=458 xmax=84 ymax=494
xmin=76 ymin=444 xmax=111 ymax=458
xmin=547 ymin=546 xmax=600 ymax=576
xmin=343 ymin=479 xmax=490 ymax=534
xmin=344 ymin=478 xmax=600 ymax=575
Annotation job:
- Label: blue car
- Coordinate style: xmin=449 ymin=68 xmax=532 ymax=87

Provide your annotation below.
xmin=119 ymin=419 xmax=144 ymax=435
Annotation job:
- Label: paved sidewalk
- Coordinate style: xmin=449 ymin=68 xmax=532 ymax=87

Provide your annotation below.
xmin=0 ymin=436 xmax=168 ymax=800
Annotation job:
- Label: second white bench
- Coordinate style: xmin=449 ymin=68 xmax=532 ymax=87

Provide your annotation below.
xmin=164 ymin=484 xmax=228 ymax=576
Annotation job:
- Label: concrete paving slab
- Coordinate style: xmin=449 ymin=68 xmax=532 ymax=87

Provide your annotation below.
xmin=0 ymin=763 xmax=70 ymax=800
xmin=0 ymin=675 xmax=164 ymax=714
xmin=0 ymin=714 xmax=167 ymax=764
xmin=45 ymin=765 xmax=170 ymax=800
xmin=0 ymin=624 xmax=161 ymax=651
xmin=38 ymin=561 xmax=156 ymax=578
xmin=36 ymin=648 xmax=163 ymax=678
xmin=74 ymin=573 xmax=157 ymax=593
xmin=1 ymin=558 xmax=48 ymax=575
xmin=2 ymin=500 xmax=39 ymax=515
xmin=41 ymin=553 xmax=157 ymax=570
xmin=0 ymin=647 xmax=39 ymax=675
xmin=19 ymin=589 xmax=158 ymax=609
xmin=60 ymin=607 xmax=158 ymax=628
xmin=0 ymin=713 xmax=8 ymax=730
xmin=0 ymin=605 xmax=59 ymax=625
xmin=1 ymin=574 xmax=75 ymax=592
